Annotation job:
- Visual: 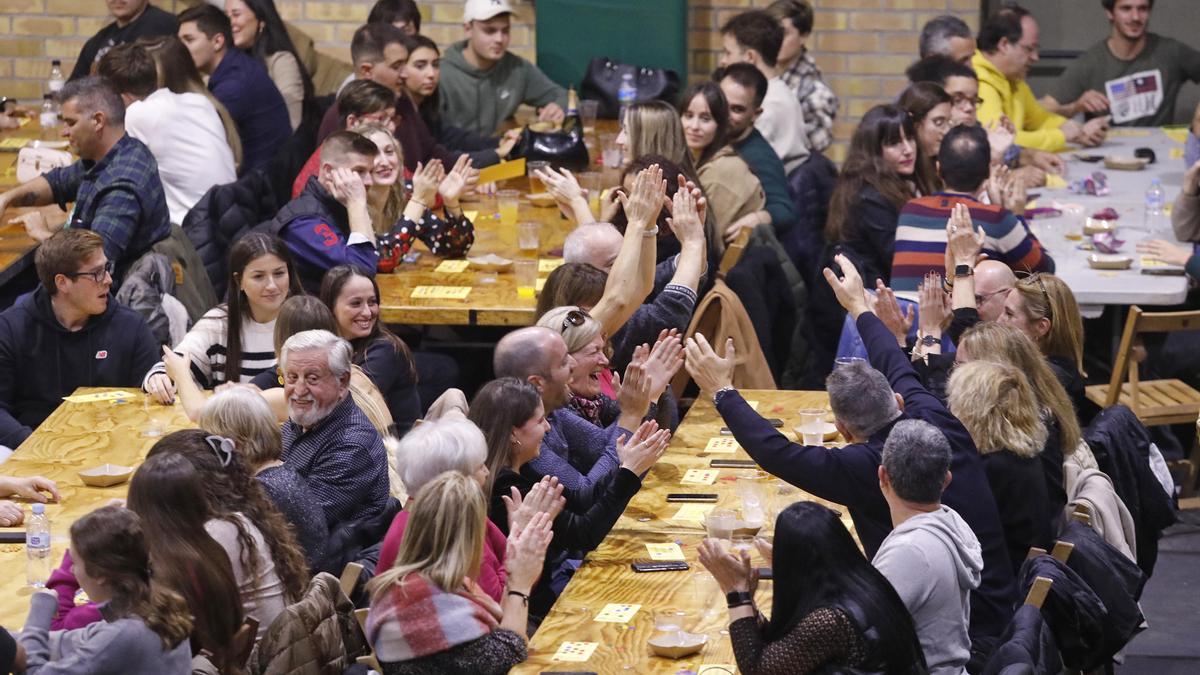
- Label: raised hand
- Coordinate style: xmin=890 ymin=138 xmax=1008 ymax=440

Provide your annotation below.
xmin=697 ymin=538 xmax=754 ymax=594
xmin=872 ymin=280 xmax=913 ymax=346
xmin=946 ymin=202 xmax=985 ymax=267
xmin=616 ymin=420 xmax=671 ymax=475
xmin=642 ymin=329 xmax=684 ymax=399
xmin=617 ymin=360 xmax=653 ymax=419
xmin=618 ymin=163 xmax=666 ymax=229
xmin=438 ymin=154 xmax=473 ymax=206
xmin=919 ymin=273 xmax=952 ymax=335
xmin=822 ymin=253 xmax=870 ymax=317
xmin=683 ymin=334 xmax=734 ymax=393
xmin=504 ymin=511 xmax=554 ymax=593
xmin=667 ymin=178 xmax=705 ymax=247
xmin=410 ymin=160 xmax=442 ymax=207
xmin=328 ymin=167 xmax=367 ymax=207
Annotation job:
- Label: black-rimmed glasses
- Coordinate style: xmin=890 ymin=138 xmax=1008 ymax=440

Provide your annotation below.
xmin=64 ymin=260 xmax=113 ymax=284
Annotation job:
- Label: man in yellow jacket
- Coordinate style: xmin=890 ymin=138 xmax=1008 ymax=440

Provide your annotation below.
xmin=973 ymin=4 xmax=1109 ymax=152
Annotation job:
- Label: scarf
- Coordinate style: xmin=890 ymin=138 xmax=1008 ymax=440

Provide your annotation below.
xmin=568 ymin=393 xmax=604 ymax=426
xmin=366 ymin=573 xmax=501 ymax=662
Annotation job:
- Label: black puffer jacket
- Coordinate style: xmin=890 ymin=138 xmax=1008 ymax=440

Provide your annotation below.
xmin=181 ymin=169 xmax=281 ymax=298
xmin=782 ymin=151 xmax=837 ymax=286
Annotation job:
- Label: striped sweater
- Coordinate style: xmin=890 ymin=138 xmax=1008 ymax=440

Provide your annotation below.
xmin=891 ymin=193 xmax=1054 ymax=292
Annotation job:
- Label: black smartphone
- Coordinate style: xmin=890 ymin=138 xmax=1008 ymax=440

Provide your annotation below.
xmin=1141 ymin=267 xmax=1186 ymax=276
xmin=721 ymin=419 xmax=782 ymax=434
xmin=1074 ymin=154 xmax=1104 ymax=162
xmin=0 ymin=530 xmax=24 ymax=543
xmin=631 ymin=560 xmax=690 ymax=573
xmin=667 ymin=493 xmax=718 ymax=503
xmin=710 ymin=458 xmax=756 ymax=468
xmin=756 ymin=567 xmax=773 ymax=580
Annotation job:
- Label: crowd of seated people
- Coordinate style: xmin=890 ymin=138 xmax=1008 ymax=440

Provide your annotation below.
xmin=0 ymin=0 xmax=1193 ymax=673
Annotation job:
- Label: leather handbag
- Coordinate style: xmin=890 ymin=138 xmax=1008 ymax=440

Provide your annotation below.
xmin=581 ymin=57 xmax=681 ymax=119
xmin=16 ymin=146 xmax=72 ymax=183
xmin=508 ymin=115 xmax=590 ymax=172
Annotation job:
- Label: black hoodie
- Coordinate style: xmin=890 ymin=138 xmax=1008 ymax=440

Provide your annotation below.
xmin=0 ymin=286 xmax=159 ymax=448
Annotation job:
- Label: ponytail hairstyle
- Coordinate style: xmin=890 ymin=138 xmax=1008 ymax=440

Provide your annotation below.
xmin=69 ymin=506 xmax=193 ymax=651
xmin=127 ymin=453 xmax=244 ymax=669
xmin=148 ymin=429 xmax=310 ymax=599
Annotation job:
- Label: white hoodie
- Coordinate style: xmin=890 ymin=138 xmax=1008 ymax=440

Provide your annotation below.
xmin=872 ymin=505 xmax=983 ymax=675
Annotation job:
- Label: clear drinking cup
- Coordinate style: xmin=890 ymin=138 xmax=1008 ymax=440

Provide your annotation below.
xmin=580 ymin=99 xmax=599 ymax=134
xmin=517 ymin=221 xmax=541 ymax=257
xmin=798 ymin=408 xmax=826 ymax=445
xmin=497 ymin=190 xmax=520 ymax=227
xmin=515 ymin=260 xmax=537 ymax=298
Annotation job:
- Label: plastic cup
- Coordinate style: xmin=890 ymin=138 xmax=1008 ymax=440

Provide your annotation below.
xmin=517 ymin=221 xmax=541 ymax=256
xmin=526 ymin=160 xmax=550 ymax=194
xmin=497 ymin=190 xmax=520 ymax=227
xmin=704 ymin=508 xmax=736 ymax=541
xmin=580 ymin=171 xmax=602 ymax=216
xmin=600 ymin=133 xmax=622 ymax=168
xmin=580 ymin=99 xmax=599 ymax=133
xmin=515 ymin=260 xmax=537 ymax=298
xmin=834 ymin=356 xmax=865 ymax=369
xmin=798 ymin=408 xmax=825 ymax=446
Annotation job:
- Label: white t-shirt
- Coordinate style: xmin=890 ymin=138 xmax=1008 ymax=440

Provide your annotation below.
xmin=755 ymin=76 xmax=811 ymax=174
xmin=125 ymin=88 xmax=237 ymax=225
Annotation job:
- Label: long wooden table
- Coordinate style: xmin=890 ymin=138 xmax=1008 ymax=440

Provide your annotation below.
xmin=0 ymin=117 xmax=68 ymax=287
xmin=515 ymin=390 xmax=852 ymax=674
xmin=0 ymin=388 xmax=192 ymax=627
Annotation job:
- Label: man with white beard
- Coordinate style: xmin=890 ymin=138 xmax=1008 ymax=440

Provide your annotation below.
xmin=279 ymin=329 xmax=388 ymax=527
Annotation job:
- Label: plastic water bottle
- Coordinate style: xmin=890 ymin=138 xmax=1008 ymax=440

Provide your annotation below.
xmin=26 ymin=503 xmax=51 ymax=587
xmin=1144 ymin=178 xmax=1168 ymax=236
xmin=47 ymin=59 xmax=64 ymax=94
xmin=38 ymin=93 xmax=56 ymax=129
xmin=617 ymin=72 xmax=637 ymax=126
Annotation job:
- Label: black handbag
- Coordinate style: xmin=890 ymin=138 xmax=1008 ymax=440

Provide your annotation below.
xmin=508 ymin=115 xmax=590 ymax=172
xmin=581 ymin=57 xmax=681 ymax=119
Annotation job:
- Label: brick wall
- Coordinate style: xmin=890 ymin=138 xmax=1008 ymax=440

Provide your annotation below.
xmin=0 ymin=0 xmax=977 ymax=161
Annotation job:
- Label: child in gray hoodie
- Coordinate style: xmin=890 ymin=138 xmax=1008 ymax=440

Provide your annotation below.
xmin=873 ymin=419 xmax=983 ymax=675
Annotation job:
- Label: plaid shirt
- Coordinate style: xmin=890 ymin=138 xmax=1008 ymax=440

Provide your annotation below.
xmin=282 ymin=393 xmax=390 ymax=527
xmin=43 ymin=134 xmax=170 ymax=269
xmin=780 ymin=48 xmax=839 ymax=153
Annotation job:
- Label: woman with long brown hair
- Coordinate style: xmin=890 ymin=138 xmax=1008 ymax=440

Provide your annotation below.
xmin=148 ymin=429 xmax=309 ymax=638
xmin=19 ymin=507 xmax=194 ymax=673
xmin=127 ymin=453 xmax=244 ymax=669
xmin=897 ymin=81 xmax=952 ymax=194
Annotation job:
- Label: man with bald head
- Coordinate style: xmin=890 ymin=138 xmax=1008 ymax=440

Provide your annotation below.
xmin=973 ymin=260 xmax=1016 ymax=322
xmin=494 ymin=326 xmax=648 ymax=506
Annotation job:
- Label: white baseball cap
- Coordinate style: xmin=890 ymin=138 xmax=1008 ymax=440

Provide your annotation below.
xmin=464 ymin=0 xmax=515 ymax=23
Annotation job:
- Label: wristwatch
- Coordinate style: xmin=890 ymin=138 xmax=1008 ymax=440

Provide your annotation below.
xmin=954 ymin=263 xmax=974 ymax=278
xmin=918 ymin=333 xmax=939 ymax=348
xmin=725 ymin=590 xmax=753 ymax=608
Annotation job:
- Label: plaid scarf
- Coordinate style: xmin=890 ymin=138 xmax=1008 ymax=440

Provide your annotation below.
xmin=366 ymin=573 xmax=501 ymax=662
xmin=567 ymin=393 xmax=605 ymax=426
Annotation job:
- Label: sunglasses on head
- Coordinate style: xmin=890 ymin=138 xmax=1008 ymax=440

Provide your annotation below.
xmin=1015 ymin=271 xmax=1053 ymax=321
xmin=561 ymin=309 xmax=589 ymax=332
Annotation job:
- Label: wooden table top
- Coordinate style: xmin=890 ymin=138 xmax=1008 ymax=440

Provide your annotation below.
xmin=517 ymin=389 xmax=853 ymax=674
xmin=0 ymin=388 xmax=193 ymax=627
xmin=0 ymin=117 xmax=69 ymax=287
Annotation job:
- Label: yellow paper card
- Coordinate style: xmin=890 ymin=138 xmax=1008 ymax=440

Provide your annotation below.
xmin=704 ymin=437 xmax=740 ymax=454
xmin=0 ymin=138 xmax=28 ymax=149
xmin=1045 ymin=173 xmax=1067 ymax=189
xmin=463 ymin=210 xmax=478 ymax=222
xmin=745 ymin=400 xmax=759 ymax=410
xmin=670 ymin=503 xmax=714 ymax=523
xmin=646 ymin=543 xmax=685 ymax=561
xmin=434 ymin=260 xmax=470 ymax=273
xmin=682 ymin=468 xmax=719 ymax=485
xmin=594 ymin=602 xmax=641 ymax=623
xmin=1109 ymin=128 xmax=1151 ymax=138
xmin=1163 ymin=127 xmax=1190 ymax=144
xmin=1140 ymin=257 xmax=1167 ymax=268
xmin=63 ymin=391 xmax=132 ymax=403
xmin=18 ymin=117 xmax=30 ymax=127
xmin=551 ymin=641 xmax=598 ymax=662
xmin=477 ymin=157 xmax=526 ymax=185
xmin=535 ymin=277 xmax=546 ymax=292
xmin=539 ymin=258 xmax=564 ymax=273
xmin=411 ymin=286 xmax=472 ymax=299
xmin=1170 ymin=147 xmax=1184 ymax=160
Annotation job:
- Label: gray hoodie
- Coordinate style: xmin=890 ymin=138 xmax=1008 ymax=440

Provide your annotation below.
xmin=438 ymin=40 xmax=567 ymax=135
xmin=872 ymin=505 xmax=983 ymax=675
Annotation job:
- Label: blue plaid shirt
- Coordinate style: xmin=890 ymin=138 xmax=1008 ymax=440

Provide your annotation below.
xmin=281 ymin=393 xmax=389 ymax=528
xmin=43 ymin=134 xmax=170 ymax=271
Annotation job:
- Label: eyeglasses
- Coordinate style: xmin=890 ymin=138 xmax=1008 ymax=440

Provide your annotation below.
xmin=1016 ymin=272 xmax=1053 ymax=321
xmin=974 ymin=287 xmax=1012 ymax=306
xmin=561 ymin=309 xmax=589 ymax=332
xmin=64 ymin=260 xmax=113 ymax=284
xmin=951 ymin=94 xmax=983 ymax=109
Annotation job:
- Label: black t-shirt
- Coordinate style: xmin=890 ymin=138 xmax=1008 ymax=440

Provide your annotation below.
xmin=70 ymin=5 xmax=178 ymax=81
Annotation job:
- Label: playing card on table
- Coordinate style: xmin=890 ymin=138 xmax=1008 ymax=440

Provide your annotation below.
xmin=463 ymin=210 xmax=479 ymax=222
xmin=551 ymin=641 xmax=599 ymax=662
xmin=410 ymin=285 xmax=472 ymax=299
xmin=681 ymin=468 xmax=719 ymax=485
xmin=704 ymin=437 xmax=740 ymax=454
xmin=1140 ymin=257 xmax=1168 ymax=268
xmin=434 ymin=260 xmax=470 ymax=273
xmin=63 ymin=391 xmax=132 ymax=403
xmin=645 ymin=543 xmax=685 ymax=561
xmin=539 ymin=258 xmax=564 ymax=273
xmin=594 ymin=602 xmax=641 ymax=623
xmin=670 ymin=503 xmax=714 ymax=523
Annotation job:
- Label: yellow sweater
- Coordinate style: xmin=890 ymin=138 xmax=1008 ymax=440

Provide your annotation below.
xmin=973 ymin=50 xmax=1068 ymax=152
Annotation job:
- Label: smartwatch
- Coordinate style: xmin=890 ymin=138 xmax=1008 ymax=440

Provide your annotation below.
xmin=726 ymin=590 xmax=753 ymax=608
xmin=954 ymin=263 xmax=974 ymax=278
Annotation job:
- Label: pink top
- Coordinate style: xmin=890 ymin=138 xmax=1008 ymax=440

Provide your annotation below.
xmin=376 ymin=509 xmax=508 ymax=602
xmin=47 ymin=550 xmax=103 ymax=630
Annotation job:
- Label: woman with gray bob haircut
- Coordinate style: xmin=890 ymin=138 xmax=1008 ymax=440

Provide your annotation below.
xmin=200 ymin=386 xmax=331 ymax=572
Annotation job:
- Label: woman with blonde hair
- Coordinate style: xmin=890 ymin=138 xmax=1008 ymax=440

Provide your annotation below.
xmin=997 ymin=273 xmax=1095 ymax=423
xmin=200 ymin=386 xmax=331 ymax=572
xmin=947 ymin=360 xmax=1055 ymax=574
xmin=365 ymin=472 xmax=553 ymax=674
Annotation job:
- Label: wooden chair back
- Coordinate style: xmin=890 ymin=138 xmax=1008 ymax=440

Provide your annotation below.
xmin=1086 ymin=306 xmax=1200 ymax=425
xmin=717 ymin=226 xmax=752 ymax=278
xmin=339 ymin=562 xmax=364 ymax=599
